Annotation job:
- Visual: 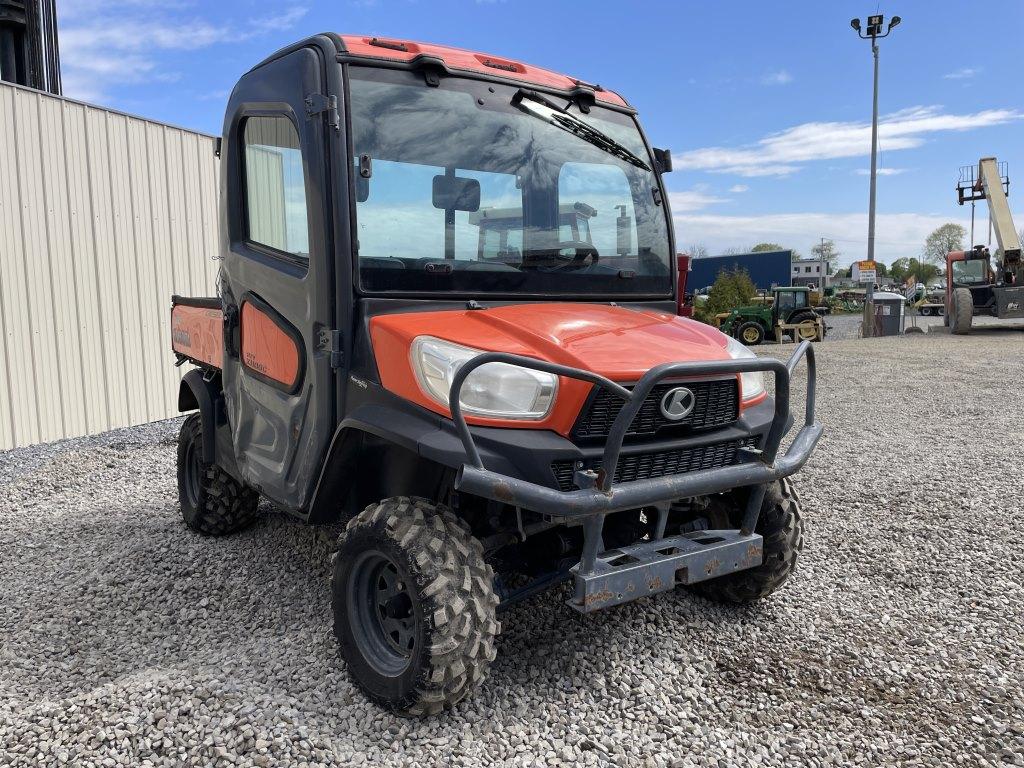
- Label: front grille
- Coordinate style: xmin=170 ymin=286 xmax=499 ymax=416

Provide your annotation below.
xmin=573 ymin=379 xmax=738 ymax=440
xmin=551 ymin=437 xmax=758 ymax=492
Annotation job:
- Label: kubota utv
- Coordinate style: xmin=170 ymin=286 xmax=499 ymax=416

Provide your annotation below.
xmin=170 ymin=33 xmax=822 ymax=716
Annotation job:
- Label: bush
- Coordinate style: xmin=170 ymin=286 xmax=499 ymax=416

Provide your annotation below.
xmin=695 ymin=268 xmax=757 ymax=324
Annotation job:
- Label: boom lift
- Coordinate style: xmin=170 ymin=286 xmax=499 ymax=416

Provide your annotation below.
xmin=949 ymin=157 xmax=1024 ymax=334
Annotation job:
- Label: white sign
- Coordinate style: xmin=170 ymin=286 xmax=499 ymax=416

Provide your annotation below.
xmin=853 ymin=260 xmax=877 ymax=285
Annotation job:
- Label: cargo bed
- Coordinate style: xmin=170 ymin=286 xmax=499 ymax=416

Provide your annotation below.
xmin=171 ymin=296 xmax=223 ymax=370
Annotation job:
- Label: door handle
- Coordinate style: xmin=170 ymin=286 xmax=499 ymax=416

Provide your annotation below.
xmin=223 ymin=304 xmax=240 ymax=359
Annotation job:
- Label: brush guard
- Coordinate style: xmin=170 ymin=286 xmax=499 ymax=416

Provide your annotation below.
xmin=451 ymin=341 xmax=821 ymax=612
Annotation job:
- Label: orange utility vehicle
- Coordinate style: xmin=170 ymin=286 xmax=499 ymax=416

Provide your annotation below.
xmin=171 ymin=33 xmax=822 ymax=715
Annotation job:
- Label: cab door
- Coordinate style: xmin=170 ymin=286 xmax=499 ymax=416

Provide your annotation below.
xmin=218 ymin=44 xmax=338 ymax=511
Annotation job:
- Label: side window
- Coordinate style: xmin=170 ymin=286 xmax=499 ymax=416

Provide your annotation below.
xmin=358 ymin=160 xmax=444 ymax=259
xmin=243 ymin=116 xmax=310 ymax=258
xmin=558 ymin=162 xmax=637 ymax=261
xmin=453 ymin=170 xmax=522 ymax=262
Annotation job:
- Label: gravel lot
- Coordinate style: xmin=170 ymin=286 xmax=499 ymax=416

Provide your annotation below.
xmin=2 ymin=326 xmax=1023 ymax=767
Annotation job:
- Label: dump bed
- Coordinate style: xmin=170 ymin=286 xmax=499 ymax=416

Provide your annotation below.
xmin=171 ymin=296 xmax=223 ymax=370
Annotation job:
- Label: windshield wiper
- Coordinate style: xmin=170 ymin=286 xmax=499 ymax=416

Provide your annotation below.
xmin=512 ymin=90 xmax=651 ymax=171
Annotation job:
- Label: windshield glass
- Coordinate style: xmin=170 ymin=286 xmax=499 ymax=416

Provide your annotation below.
xmin=952 ymin=259 xmax=987 ymax=285
xmin=348 ymin=67 xmax=673 ymax=296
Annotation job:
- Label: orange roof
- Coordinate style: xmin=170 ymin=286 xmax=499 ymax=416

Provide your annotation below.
xmin=338 ymin=35 xmax=629 ymax=109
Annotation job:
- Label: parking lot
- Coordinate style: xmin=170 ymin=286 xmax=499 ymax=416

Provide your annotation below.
xmin=1 ymin=326 xmax=1022 ymax=767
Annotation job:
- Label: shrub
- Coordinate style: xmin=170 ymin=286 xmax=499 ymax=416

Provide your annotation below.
xmin=694 ymin=268 xmax=757 ymax=324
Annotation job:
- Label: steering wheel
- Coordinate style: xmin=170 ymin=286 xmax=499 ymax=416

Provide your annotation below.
xmin=548 ymin=240 xmax=600 ymax=269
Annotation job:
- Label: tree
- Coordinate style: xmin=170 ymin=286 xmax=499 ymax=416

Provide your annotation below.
xmin=889 ymin=257 xmax=910 ymax=284
xmin=892 ymin=257 xmax=939 ymax=286
xmin=695 ymin=267 xmax=757 ymax=325
xmin=687 ymin=243 xmax=709 ymax=259
xmin=922 ymin=223 xmax=965 ymax=265
xmin=811 ymin=239 xmax=841 ymax=266
xmin=875 ymin=261 xmax=888 ymax=278
xmin=751 ymin=242 xmax=802 ymax=258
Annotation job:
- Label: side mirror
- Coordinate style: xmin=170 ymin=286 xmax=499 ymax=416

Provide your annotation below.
xmin=432 ymin=174 xmax=481 ymax=212
xmin=652 ymin=147 xmax=673 ymax=174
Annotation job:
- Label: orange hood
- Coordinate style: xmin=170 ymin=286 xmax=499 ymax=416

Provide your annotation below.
xmin=370 ymin=303 xmax=735 ymax=435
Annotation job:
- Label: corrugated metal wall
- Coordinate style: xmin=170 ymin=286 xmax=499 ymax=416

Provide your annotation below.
xmin=0 ymin=80 xmax=221 ymax=450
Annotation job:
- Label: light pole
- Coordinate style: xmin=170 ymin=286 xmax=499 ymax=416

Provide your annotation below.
xmin=851 ymin=13 xmax=901 ymax=337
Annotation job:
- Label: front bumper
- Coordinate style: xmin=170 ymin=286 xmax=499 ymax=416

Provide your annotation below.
xmin=448 ymin=342 xmax=822 ymax=611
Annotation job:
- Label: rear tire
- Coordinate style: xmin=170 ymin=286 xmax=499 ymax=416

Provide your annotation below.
xmin=692 ymin=479 xmax=804 ymax=603
xmin=790 ymin=310 xmax=823 ymax=341
xmin=951 ymin=287 xmax=973 ymax=335
xmin=332 ymin=497 xmax=500 ymax=717
xmin=177 ymin=414 xmax=260 ymax=536
xmin=736 ymin=321 xmax=764 ymax=346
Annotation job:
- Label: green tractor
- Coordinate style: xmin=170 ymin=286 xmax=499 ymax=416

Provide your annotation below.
xmin=719 ymin=286 xmax=825 ymax=346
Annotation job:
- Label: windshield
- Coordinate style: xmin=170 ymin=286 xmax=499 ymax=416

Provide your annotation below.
xmin=348 ymin=67 xmax=673 ymax=296
xmin=952 ymin=259 xmax=988 ymax=285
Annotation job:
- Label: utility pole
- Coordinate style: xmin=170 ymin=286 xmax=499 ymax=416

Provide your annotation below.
xmin=820 ymin=237 xmax=826 ymax=295
xmin=851 ymin=13 xmax=901 ymax=337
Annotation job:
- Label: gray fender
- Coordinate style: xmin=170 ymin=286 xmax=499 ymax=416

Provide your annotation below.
xmin=178 ymin=369 xmax=218 ymax=463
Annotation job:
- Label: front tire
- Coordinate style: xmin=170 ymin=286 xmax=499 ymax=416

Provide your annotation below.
xmin=176 ymin=414 xmax=260 ymax=536
xmin=951 ymin=287 xmax=973 ymax=335
xmin=736 ymin=321 xmax=765 ymax=346
xmin=692 ymin=479 xmax=804 ymax=603
xmin=332 ymin=497 xmax=500 ymax=716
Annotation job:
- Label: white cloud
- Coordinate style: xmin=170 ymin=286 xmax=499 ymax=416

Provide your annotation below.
xmin=729 ymin=184 xmax=749 ymax=193
xmin=943 ymin=67 xmax=980 ymax=80
xmin=668 ymin=189 xmax=729 ymax=212
xmin=59 ymin=6 xmax=309 ymax=102
xmin=853 ymin=167 xmax=906 ymax=176
xmin=761 ymin=70 xmax=792 ymax=86
xmin=671 ymin=210 xmax=1017 ymax=264
xmin=675 ymin=106 xmax=1024 ymax=177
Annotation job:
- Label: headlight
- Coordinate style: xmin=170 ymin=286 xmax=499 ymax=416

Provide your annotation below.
xmin=410 ymin=336 xmax=557 ymax=420
xmin=724 ymin=335 xmax=766 ymax=402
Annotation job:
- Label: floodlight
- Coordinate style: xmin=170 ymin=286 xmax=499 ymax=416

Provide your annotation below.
xmin=850 ymin=18 xmax=861 ymax=31
xmin=889 ymin=15 xmax=902 ymax=29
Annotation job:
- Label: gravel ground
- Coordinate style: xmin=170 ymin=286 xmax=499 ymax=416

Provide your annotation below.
xmin=2 ymin=327 xmax=1023 ymax=767
xmin=815 ymin=311 xmax=944 ymax=341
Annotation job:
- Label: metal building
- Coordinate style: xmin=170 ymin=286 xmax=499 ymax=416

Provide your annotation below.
xmin=0 ymin=0 xmax=61 ymax=94
xmin=0 ymin=79 xmax=220 ymax=450
xmin=688 ymin=250 xmax=793 ymax=293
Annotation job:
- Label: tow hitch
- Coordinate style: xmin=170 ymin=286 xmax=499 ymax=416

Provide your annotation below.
xmin=569 ymin=528 xmax=762 ymax=612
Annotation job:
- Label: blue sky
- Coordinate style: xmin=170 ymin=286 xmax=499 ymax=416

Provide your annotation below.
xmin=57 ymin=0 xmax=1024 ymax=266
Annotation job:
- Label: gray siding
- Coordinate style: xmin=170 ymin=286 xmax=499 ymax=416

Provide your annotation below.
xmin=0 ymin=80 xmax=220 ymax=449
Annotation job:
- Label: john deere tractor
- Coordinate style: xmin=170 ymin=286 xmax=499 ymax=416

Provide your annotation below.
xmin=720 ymin=286 xmax=825 ymax=346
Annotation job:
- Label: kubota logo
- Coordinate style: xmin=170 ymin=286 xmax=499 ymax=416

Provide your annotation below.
xmin=660 ymin=387 xmax=696 ymax=421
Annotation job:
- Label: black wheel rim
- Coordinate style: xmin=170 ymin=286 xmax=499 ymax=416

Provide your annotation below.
xmin=348 ymin=550 xmax=418 ymax=676
xmin=184 ymin=440 xmax=202 ymax=508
